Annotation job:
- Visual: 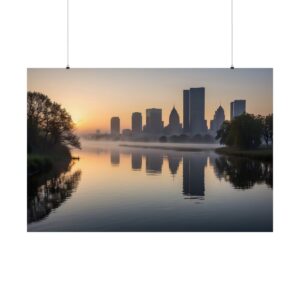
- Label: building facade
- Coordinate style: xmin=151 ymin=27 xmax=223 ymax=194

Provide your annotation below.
xmin=110 ymin=116 xmax=120 ymax=135
xmin=164 ymin=106 xmax=182 ymax=135
xmin=210 ymin=105 xmax=225 ymax=133
xmin=230 ymin=100 xmax=246 ymax=120
xmin=144 ymin=108 xmax=164 ymax=134
xmin=183 ymin=89 xmax=190 ymax=133
xmin=183 ymin=87 xmax=207 ymax=135
xmin=131 ymin=112 xmax=142 ymax=134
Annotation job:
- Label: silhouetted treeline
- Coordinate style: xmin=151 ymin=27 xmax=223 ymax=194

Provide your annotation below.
xmin=27 ymin=92 xmax=81 ymax=174
xmin=216 ymin=113 xmax=273 ymax=149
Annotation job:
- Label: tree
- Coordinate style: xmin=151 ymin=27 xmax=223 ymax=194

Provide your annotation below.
xmin=262 ymin=114 xmax=273 ymax=145
xmin=231 ymin=114 xmax=263 ymax=149
xmin=216 ymin=121 xmax=233 ymax=145
xmin=27 ymin=92 xmax=81 ymax=150
xmin=216 ymin=114 xmax=263 ymax=149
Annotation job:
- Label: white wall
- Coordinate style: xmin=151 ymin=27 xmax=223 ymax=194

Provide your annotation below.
xmin=0 ymin=1 xmax=299 ymax=300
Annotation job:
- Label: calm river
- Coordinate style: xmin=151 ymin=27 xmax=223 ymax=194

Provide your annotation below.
xmin=27 ymin=141 xmax=273 ymax=232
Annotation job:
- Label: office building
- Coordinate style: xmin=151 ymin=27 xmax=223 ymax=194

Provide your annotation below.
xmin=110 ymin=116 xmax=120 ymax=135
xmin=183 ymin=90 xmax=190 ymax=133
xmin=144 ymin=108 xmax=163 ymax=134
xmin=190 ymin=87 xmax=206 ymax=134
xmin=131 ymin=112 xmax=142 ymax=134
xmin=210 ymin=105 xmax=225 ymax=132
xmin=164 ymin=106 xmax=182 ymax=135
xmin=183 ymin=87 xmax=207 ymax=135
xmin=230 ymin=100 xmax=246 ymax=120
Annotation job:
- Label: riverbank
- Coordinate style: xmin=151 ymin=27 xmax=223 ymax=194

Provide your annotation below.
xmin=215 ymin=147 xmax=273 ymax=161
xmin=27 ymin=145 xmax=73 ymax=176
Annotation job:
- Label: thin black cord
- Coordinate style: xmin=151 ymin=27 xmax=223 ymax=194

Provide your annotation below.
xmin=230 ymin=0 xmax=234 ymax=69
xmin=66 ymin=0 xmax=70 ymax=69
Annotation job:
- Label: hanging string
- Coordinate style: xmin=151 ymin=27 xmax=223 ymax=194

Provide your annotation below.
xmin=230 ymin=0 xmax=234 ymax=69
xmin=66 ymin=0 xmax=70 ymax=69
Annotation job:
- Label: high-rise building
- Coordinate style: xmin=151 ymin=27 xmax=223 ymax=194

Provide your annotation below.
xmin=144 ymin=108 xmax=163 ymax=134
xmin=230 ymin=100 xmax=246 ymax=120
xmin=110 ymin=116 xmax=120 ymax=135
xmin=183 ymin=90 xmax=190 ymax=133
xmin=189 ymin=87 xmax=206 ymax=134
xmin=230 ymin=102 xmax=234 ymax=120
xmin=131 ymin=112 xmax=142 ymax=134
xmin=164 ymin=106 xmax=182 ymax=135
xmin=210 ymin=105 xmax=225 ymax=132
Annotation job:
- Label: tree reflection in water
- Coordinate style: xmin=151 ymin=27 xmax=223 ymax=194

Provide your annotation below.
xmin=28 ymin=162 xmax=81 ymax=224
xmin=213 ymin=156 xmax=272 ymax=189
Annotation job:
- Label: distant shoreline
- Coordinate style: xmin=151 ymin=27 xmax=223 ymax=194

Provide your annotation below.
xmin=119 ymin=142 xmax=273 ymax=160
xmin=119 ymin=142 xmax=219 ymax=152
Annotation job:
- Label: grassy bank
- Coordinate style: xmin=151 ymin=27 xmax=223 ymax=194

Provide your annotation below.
xmin=27 ymin=144 xmax=72 ymax=176
xmin=28 ymin=154 xmax=53 ymax=175
xmin=215 ymin=147 xmax=273 ymax=161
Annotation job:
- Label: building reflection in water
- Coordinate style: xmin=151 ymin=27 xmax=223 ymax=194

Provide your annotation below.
xmin=110 ymin=150 xmax=120 ymax=166
xmin=167 ymin=154 xmax=182 ymax=176
xmin=145 ymin=152 xmax=163 ymax=175
xmin=182 ymin=154 xmax=208 ymax=200
xmin=131 ymin=152 xmax=142 ymax=170
xmin=106 ymin=147 xmax=271 ymax=195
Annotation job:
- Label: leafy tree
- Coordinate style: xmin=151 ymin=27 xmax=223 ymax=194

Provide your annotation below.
xmin=216 ymin=121 xmax=233 ymax=145
xmin=216 ymin=114 xmax=264 ymax=149
xmin=231 ymin=114 xmax=263 ymax=149
xmin=262 ymin=114 xmax=273 ymax=145
xmin=27 ymin=92 xmax=81 ymax=150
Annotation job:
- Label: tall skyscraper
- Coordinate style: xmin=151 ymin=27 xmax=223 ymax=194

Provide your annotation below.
xmin=189 ymin=87 xmax=206 ymax=134
xmin=131 ymin=112 xmax=142 ymax=134
xmin=230 ymin=102 xmax=234 ymax=120
xmin=144 ymin=108 xmax=163 ymax=134
xmin=230 ymin=100 xmax=246 ymax=120
xmin=210 ymin=105 xmax=225 ymax=132
xmin=110 ymin=116 xmax=120 ymax=135
xmin=183 ymin=90 xmax=190 ymax=133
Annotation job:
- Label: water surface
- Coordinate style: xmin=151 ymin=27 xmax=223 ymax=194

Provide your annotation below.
xmin=28 ymin=141 xmax=273 ymax=232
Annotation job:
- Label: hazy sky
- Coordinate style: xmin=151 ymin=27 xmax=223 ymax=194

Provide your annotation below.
xmin=27 ymin=68 xmax=272 ymax=133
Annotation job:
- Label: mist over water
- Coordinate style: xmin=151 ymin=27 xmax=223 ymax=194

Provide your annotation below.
xmin=27 ymin=140 xmax=272 ymax=232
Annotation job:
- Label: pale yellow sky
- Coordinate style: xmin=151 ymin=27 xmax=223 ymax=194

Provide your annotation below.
xmin=27 ymin=68 xmax=272 ymax=133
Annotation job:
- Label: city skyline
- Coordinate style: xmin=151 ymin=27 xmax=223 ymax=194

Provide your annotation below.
xmin=27 ymin=68 xmax=273 ymax=133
